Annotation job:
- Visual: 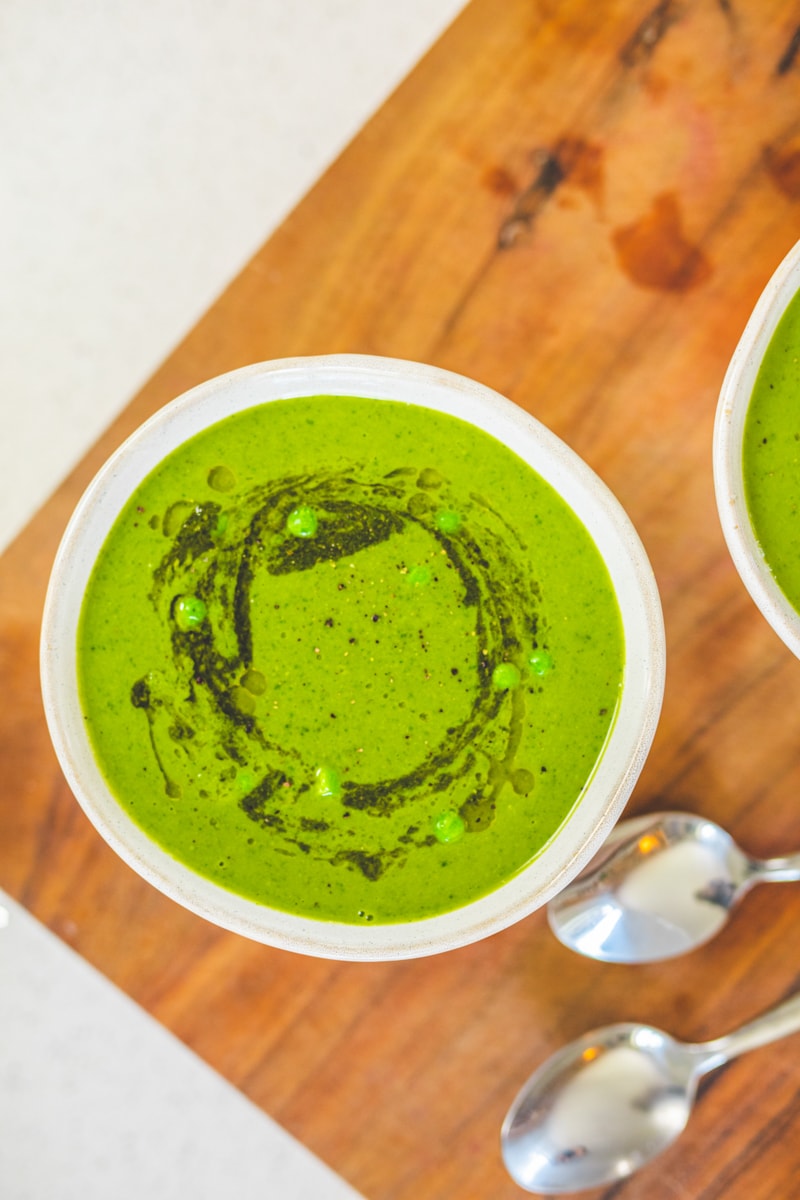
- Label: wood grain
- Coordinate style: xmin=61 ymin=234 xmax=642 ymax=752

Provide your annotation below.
xmin=4 ymin=0 xmax=800 ymax=1196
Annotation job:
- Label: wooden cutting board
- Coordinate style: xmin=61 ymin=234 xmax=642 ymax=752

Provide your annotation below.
xmin=4 ymin=1 xmax=800 ymax=1196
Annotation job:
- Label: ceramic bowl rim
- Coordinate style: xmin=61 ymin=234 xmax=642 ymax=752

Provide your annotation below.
xmin=40 ymin=354 xmax=666 ymax=960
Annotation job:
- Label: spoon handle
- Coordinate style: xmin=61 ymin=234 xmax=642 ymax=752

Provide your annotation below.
xmin=698 ymin=992 xmax=800 ymax=1072
xmin=757 ymin=852 xmax=800 ymax=882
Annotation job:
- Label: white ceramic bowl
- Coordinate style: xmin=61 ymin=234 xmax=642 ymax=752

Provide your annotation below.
xmin=714 ymin=239 xmax=800 ymax=658
xmin=41 ymin=355 xmax=665 ymax=960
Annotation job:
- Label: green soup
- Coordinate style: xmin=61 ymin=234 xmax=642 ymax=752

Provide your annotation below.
xmin=77 ymin=395 xmax=624 ymax=925
xmin=743 ymin=288 xmax=800 ymax=611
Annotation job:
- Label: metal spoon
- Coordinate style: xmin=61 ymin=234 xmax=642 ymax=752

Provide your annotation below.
xmin=501 ymin=991 xmax=800 ymax=1193
xmin=547 ymin=810 xmax=800 ymax=963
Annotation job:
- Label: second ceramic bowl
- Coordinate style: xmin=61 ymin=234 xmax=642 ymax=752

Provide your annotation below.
xmin=714 ymin=238 xmax=800 ymax=658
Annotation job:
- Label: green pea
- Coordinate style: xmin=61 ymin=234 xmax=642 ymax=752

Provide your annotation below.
xmin=433 ymin=811 xmax=465 ymax=844
xmin=315 ymin=765 xmax=341 ymax=797
xmin=286 ymin=505 xmax=318 ymax=538
xmin=528 ymin=649 xmax=554 ymax=677
xmin=172 ymin=595 xmax=207 ymax=630
xmin=492 ymin=662 xmax=521 ymax=690
xmin=435 ymin=510 xmax=462 ymax=534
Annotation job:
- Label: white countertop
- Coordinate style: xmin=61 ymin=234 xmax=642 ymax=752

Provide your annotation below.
xmin=0 ymin=3 xmax=465 ymax=1196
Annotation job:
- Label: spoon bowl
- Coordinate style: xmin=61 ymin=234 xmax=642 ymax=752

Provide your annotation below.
xmin=502 ymin=991 xmax=800 ymax=1193
xmin=502 ymin=1023 xmax=697 ymax=1193
xmin=547 ymin=811 xmax=800 ymax=963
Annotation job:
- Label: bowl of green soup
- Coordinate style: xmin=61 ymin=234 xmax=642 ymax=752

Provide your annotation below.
xmin=41 ymin=355 xmax=665 ymax=959
xmin=715 ymin=239 xmax=800 ymax=657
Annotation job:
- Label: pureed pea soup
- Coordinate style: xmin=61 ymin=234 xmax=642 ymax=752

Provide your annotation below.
xmin=78 ymin=395 xmax=624 ymax=925
xmin=744 ymin=287 xmax=800 ymax=613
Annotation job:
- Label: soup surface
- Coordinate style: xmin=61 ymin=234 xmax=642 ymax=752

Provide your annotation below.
xmin=78 ymin=395 xmax=624 ymax=924
xmin=744 ymin=287 xmax=800 ymax=613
